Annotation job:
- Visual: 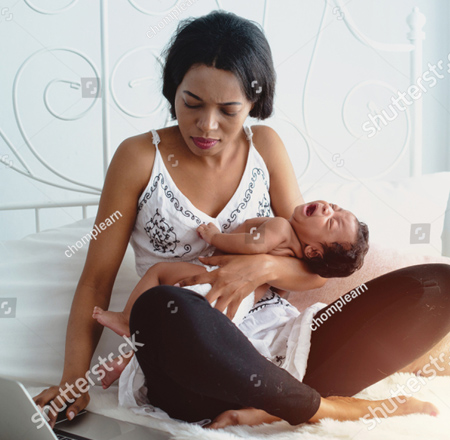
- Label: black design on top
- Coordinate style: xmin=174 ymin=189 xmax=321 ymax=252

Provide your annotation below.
xmin=144 ymin=209 xmax=180 ymax=254
xmin=274 ymin=355 xmax=286 ymax=366
xmin=222 ymin=167 xmax=271 ymax=230
xmin=248 ymin=289 xmax=284 ymax=314
xmin=137 ymin=173 xmax=203 ymax=226
xmin=257 ymin=193 xmax=272 ymax=218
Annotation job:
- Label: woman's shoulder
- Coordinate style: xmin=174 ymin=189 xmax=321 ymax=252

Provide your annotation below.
xmin=249 ymin=124 xmax=288 ymax=172
xmin=118 ymin=126 xmax=180 ymax=164
xmin=112 ymin=129 xmax=164 ymax=194
xmin=115 ymin=126 xmax=181 ymax=192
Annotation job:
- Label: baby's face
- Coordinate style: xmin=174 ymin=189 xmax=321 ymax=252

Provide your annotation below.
xmin=290 ymin=201 xmax=358 ymax=252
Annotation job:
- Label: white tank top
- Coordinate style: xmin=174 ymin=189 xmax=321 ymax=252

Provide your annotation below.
xmin=129 ymin=125 xmax=273 ymax=277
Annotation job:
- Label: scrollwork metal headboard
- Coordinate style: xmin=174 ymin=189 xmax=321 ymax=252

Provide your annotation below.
xmin=0 ymin=0 xmax=425 ymax=235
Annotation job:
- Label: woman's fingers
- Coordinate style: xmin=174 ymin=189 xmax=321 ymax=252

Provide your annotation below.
xmin=32 ymin=385 xmax=60 ymax=407
xmin=65 ymin=392 xmax=90 ymax=423
xmin=178 ymin=254 xmax=258 ymax=318
xmin=32 ymin=384 xmax=90 ymax=429
xmin=178 ymin=270 xmax=218 ymax=288
xmin=224 ymin=296 xmax=244 ymax=320
xmin=198 ymin=255 xmax=227 ymax=266
xmin=33 ymin=386 xmax=66 ymax=428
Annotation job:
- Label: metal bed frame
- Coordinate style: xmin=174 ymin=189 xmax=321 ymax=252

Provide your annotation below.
xmin=0 ymin=0 xmax=426 ymax=234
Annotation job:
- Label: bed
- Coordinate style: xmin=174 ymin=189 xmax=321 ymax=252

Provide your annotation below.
xmin=1 ymin=1 xmax=450 ymax=439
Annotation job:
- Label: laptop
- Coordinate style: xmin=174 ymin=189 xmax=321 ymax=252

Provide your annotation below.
xmin=0 ymin=376 xmax=170 ymax=440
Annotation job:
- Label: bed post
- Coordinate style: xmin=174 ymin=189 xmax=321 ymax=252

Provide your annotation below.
xmin=100 ymin=0 xmax=111 ymax=178
xmin=406 ymin=7 xmax=426 ymax=177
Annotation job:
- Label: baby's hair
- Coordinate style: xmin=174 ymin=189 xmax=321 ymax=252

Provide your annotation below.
xmin=304 ymin=220 xmax=369 ymax=278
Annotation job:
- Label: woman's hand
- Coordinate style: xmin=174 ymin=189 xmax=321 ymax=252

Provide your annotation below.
xmin=177 ymin=253 xmax=326 ymax=319
xmin=32 ymin=377 xmax=90 ymax=429
xmin=177 ymin=254 xmax=269 ymax=320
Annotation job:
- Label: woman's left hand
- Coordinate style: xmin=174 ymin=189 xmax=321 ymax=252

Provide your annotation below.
xmin=177 ymin=254 xmax=269 ymax=320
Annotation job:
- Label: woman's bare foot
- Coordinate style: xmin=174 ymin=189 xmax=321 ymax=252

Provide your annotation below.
xmin=205 ymin=408 xmax=281 ymax=429
xmin=309 ymin=395 xmax=439 ymax=423
xmin=92 ymin=306 xmax=130 ymax=337
xmin=206 ymin=396 xmax=439 ymax=429
xmin=97 ymin=352 xmax=134 ymax=389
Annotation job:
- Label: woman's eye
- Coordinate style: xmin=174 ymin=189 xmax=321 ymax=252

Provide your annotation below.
xmin=222 ymin=110 xmax=237 ymax=117
xmin=184 ymin=102 xmax=199 ymax=109
xmin=183 ymin=102 xmax=237 ymax=117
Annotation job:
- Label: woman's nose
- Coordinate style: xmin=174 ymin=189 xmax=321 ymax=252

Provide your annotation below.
xmin=197 ymin=110 xmax=219 ymax=133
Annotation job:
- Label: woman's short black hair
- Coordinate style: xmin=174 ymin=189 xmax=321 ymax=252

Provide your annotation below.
xmin=161 ymin=10 xmax=276 ymax=120
xmin=304 ymin=220 xmax=370 ymax=278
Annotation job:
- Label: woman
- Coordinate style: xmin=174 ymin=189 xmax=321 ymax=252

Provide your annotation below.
xmin=34 ymin=10 xmax=449 ymax=429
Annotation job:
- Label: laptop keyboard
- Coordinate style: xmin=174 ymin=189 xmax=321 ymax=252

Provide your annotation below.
xmin=53 ymin=429 xmax=91 ymax=440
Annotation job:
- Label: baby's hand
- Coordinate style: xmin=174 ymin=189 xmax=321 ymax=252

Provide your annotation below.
xmin=197 ymin=222 xmax=221 ymax=244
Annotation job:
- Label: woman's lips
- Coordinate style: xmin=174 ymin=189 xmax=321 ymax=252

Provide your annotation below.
xmin=192 ymin=137 xmax=219 ymax=150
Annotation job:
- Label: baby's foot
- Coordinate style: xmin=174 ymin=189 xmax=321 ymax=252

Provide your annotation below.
xmin=97 ymin=352 xmax=134 ymax=389
xmin=92 ymin=306 xmax=130 ymax=337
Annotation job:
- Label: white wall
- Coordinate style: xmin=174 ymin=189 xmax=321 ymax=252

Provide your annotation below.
xmin=0 ymin=0 xmax=449 ymax=241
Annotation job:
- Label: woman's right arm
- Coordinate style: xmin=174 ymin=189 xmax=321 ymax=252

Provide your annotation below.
xmin=33 ymin=135 xmax=155 ymax=427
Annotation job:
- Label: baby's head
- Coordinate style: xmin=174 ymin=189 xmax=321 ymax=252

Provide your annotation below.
xmin=290 ymin=200 xmax=369 ymax=278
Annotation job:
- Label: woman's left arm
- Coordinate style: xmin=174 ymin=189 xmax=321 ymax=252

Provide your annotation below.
xmin=254 ymin=125 xmax=304 ymax=218
xmin=253 ymin=126 xmax=328 ymax=290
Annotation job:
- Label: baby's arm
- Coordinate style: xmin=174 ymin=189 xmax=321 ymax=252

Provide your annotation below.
xmin=197 ymin=218 xmax=290 ymax=255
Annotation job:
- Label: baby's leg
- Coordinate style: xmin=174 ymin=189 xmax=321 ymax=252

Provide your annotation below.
xmin=93 ymin=262 xmax=208 ymax=337
xmin=94 ymin=263 xmax=211 ymax=387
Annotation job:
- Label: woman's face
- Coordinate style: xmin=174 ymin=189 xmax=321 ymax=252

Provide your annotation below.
xmin=174 ymin=64 xmax=254 ymax=156
xmin=290 ymin=200 xmax=359 ymax=258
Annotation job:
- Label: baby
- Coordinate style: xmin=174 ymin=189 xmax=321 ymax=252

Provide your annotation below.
xmin=197 ymin=200 xmax=369 ymax=279
xmin=93 ymin=200 xmax=369 ymax=339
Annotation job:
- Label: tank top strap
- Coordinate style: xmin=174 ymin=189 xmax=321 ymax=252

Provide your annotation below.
xmin=243 ymin=125 xmax=254 ymax=147
xmin=150 ymin=129 xmax=161 ymax=151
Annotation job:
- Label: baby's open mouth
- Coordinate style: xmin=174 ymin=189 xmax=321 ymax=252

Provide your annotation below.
xmin=306 ymin=203 xmax=317 ymax=216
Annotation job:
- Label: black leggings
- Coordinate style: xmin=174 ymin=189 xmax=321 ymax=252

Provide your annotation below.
xmin=129 ymin=263 xmax=450 ymax=425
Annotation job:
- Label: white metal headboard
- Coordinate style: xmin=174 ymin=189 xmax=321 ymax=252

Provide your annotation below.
xmin=0 ymin=0 xmax=426 ymax=235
